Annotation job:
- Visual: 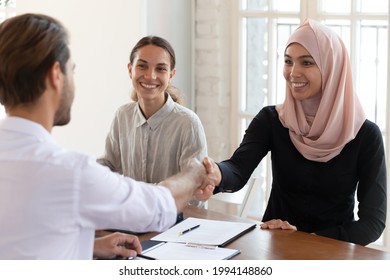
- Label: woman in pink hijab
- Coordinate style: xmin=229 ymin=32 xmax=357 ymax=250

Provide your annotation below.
xmin=201 ymin=19 xmax=386 ymax=246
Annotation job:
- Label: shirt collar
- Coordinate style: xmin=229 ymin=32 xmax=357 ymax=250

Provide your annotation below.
xmin=135 ymin=93 xmax=175 ymax=130
xmin=0 ymin=116 xmax=55 ymax=144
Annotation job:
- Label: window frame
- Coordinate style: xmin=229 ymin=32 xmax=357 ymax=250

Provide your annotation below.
xmin=231 ymin=0 xmax=390 ymax=252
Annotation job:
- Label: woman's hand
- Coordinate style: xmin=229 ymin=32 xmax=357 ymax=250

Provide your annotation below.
xmin=202 ymin=156 xmax=222 ymax=187
xmin=260 ymin=219 xmax=297 ymax=231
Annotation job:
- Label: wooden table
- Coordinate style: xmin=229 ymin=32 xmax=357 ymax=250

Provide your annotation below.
xmin=137 ymin=205 xmax=390 ymax=260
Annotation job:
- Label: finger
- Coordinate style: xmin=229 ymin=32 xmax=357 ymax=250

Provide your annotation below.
xmin=281 ymin=222 xmax=297 ymax=231
xmin=194 ymin=188 xmax=204 ymax=195
xmin=268 ymin=224 xmax=277 ymax=229
xmin=199 ymin=185 xmax=215 ymax=200
xmin=260 ymin=219 xmax=281 ymax=230
xmin=116 ymin=234 xmax=142 ymax=254
xmin=202 ymin=156 xmax=214 ymax=173
xmin=193 ymin=191 xmax=211 ymax=201
xmin=205 ymin=185 xmax=215 ymax=196
xmin=114 ymin=246 xmax=138 ymax=258
xmin=124 ymin=239 xmax=142 ymax=254
xmin=196 ymin=185 xmax=212 ymax=194
xmin=259 ymin=223 xmax=269 ymax=229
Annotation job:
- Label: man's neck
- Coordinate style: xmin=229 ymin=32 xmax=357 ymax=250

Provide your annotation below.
xmin=8 ymin=104 xmax=54 ymax=132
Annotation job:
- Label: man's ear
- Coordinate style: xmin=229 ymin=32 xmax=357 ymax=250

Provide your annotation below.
xmin=47 ymin=62 xmax=63 ymax=91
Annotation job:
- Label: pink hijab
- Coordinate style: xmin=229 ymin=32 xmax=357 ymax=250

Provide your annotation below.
xmin=276 ymin=19 xmax=365 ymax=162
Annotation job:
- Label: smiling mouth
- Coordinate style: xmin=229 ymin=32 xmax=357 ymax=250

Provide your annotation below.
xmin=291 ymin=82 xmax=308 ymax=88
xmin=141 ymin=83 xmax=158 ymax=89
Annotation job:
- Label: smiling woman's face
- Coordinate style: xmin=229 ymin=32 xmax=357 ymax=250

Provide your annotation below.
xmin=283 ymin=43 xmax=322 ymax=101
xmin=129 ymin=44 xmax=176 ymax=103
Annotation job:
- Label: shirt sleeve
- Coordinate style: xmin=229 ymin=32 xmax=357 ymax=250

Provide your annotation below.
xmin=216 ymin=107 xmax=272 ymax=193
xmin=178 ymin=113 xmax=208 ymax=207
xmin=315 ymin=121 xmax=387 ymax=245
xmin=96 ymin=111 xmax=123 ymax=174
xmin=76 ymin=156 xmax=177 ymax=233
xmin=178 ymin=113 xmax=208 ymax=169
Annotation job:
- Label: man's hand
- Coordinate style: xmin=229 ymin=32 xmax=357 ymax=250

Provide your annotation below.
xmin=160 ymin=158 xmax=209 ymax=212
xmin=194 ymin=184 xmax=215 ymax=201
xmin=93 ymin=232 xmax=142 ymax=259
xmin=193 ymin=156 xmax=222 ymax=201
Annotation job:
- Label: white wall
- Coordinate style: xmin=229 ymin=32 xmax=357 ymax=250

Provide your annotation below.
xmin=15 ymin=0 xmax=144 ymax=157
xmin=4 ymin=1 xmax=194 ymax=157
xmin=145 ymin=0 xmax=193 ymax=109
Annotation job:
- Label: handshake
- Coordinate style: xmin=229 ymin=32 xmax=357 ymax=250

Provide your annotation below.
xmin=191 ymin=156 xmax=221 ymax=201
xmin=159 ymin=156 xmax=222 ymax=210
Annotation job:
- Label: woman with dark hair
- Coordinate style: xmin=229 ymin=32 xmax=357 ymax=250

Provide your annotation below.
xmin=98 ymin=36 xmax=208 ymax=221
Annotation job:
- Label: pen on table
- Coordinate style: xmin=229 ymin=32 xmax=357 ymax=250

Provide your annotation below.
xmin=136 ymin=253 xmax=156 ymax=260
xmin=179 ymin=224 xmax=200 ymax=235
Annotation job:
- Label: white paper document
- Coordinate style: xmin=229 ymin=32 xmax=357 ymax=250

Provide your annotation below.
xmin=141 ymin=242 xmax=240 ymax=260
xmin=151 ymin=217 xmax=256 ymax=246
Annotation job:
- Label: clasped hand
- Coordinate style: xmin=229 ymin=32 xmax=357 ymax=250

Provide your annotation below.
xmin=192 ymin=157 xmax=297 ymax=231
xmin=193 ymin=156 xmax=221 ymax=201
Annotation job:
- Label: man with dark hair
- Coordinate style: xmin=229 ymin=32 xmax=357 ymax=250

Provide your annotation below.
xmin=0 ymin=13 xmax=211 ymax=259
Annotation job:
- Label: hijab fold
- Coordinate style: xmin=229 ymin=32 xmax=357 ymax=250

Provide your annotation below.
xmin=276 ymin=19 xmax=365 ymax=162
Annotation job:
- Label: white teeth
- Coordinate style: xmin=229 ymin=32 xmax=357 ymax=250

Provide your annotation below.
xmin=292 ymin=82 xmax=307 ymax=88
xmin=141 ymin=83 xmax=158 ymax=89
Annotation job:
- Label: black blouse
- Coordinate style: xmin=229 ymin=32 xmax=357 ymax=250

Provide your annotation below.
xmin=217 ymin=106 xmax=387 ymax=245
